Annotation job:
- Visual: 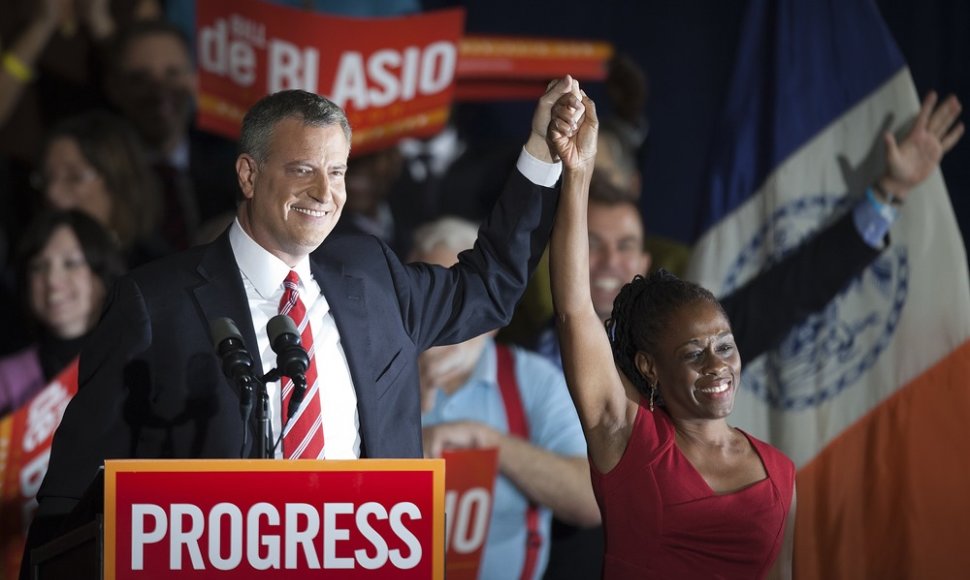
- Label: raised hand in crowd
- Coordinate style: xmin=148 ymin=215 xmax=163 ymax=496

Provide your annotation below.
xmin=877 ymin=91 xmax=963 ymax=202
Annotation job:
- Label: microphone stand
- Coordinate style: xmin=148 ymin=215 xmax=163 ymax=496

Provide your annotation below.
xmin=251 ymin=369 xmax=282 ymax=459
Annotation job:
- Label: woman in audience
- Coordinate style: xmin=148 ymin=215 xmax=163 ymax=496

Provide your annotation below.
xmin=37 ymin=110 xmax=166 ymax=265
xmin=547 ymin=90 xmax=795 ymax=578
xmin=0 ymin=210 xmax=123 ymax=416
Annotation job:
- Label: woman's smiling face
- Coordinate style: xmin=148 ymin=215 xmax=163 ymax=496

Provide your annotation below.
xmin=641 ymin=299 xmax=741 ymax=420
xmin=28 ymin=225 xmax=105 ymax=340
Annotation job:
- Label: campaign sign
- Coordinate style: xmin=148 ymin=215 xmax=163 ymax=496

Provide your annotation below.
xmin=0 ymin=358 xmax=79 ymax=579
xmin=104 ymin=459 xmax=444 ymax=579
xmin=441 ymin=448 xmax=498 ymax=580
xmin=195 ymin=0 xmax=465 ymax=155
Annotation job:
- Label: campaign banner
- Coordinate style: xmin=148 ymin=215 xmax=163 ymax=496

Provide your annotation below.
xmin=195 ymin=0 xmax=464 ymax=155
xmin=104 ymin=459 xmax=444 ymax=579
xmin=0 ymin=358 xmax=79 ymax=580
xmin=455 ymin=35 xmax=612 ymax=101
xmin=441 ymin=448 xmax=498 ymax=580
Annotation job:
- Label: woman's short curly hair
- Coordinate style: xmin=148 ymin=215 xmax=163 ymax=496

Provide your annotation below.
xmin=605 ymin=269 xmax=726 ymax=396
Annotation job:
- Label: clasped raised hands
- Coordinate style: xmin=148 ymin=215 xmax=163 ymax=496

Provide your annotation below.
xmin=526 ymin=75 xmax=599 ymax=170
xmin=547 ymin=77 xmax=599 ymax=171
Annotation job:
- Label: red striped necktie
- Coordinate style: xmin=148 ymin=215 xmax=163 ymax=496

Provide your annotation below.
xmin=278 ymin=270 xmax=324 ymax=459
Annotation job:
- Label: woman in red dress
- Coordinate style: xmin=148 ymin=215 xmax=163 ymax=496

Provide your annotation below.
xmin=546 ymin=88 xmax=795 ymax=579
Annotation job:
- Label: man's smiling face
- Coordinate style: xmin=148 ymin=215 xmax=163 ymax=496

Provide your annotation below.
xmin=237 ymin=117 xmax=350 ymax=266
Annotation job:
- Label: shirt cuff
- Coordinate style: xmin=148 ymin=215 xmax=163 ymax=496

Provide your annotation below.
xmin=516 ymin=147 xmax=562 ymax=188
xmin=852 ymin=187 xmax=898 ymax=249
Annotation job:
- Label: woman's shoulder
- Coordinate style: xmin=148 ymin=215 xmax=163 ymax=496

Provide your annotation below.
xmin=741 ymin=430 xmax=796 ymax=497
xmin=743 ymin=431 xmax=793 ymax=466
xmin=604 ymin=403 xmax=676 ymax=472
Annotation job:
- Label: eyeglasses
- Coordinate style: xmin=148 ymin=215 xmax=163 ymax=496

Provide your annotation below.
xmin=31 ymin=168 xmax=100 ymax=191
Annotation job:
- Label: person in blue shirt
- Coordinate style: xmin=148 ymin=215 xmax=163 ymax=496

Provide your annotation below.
xmin=409 ymin=216 xmax=599 ymax=580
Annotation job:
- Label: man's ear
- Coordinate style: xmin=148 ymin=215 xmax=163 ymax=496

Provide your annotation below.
xmin=236 ymin=154 xmax=257 ymax=200
xmin=635 ymin=351 xmax=657 ymax=386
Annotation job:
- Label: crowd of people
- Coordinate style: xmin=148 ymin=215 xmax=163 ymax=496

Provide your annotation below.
xmin=0 ymin=3 xmax=964 ymax=580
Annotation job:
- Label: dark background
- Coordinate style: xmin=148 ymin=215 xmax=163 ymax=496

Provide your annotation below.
xmin=431 ymin=0 xmax=969 ymax=257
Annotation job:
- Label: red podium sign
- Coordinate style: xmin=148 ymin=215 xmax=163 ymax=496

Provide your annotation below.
xmin=104 ymin=459 xmax=444 ymax=579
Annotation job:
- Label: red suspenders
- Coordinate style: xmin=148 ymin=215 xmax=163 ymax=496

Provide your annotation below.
xmin=495 ymin=344 xmax=542 ymax=580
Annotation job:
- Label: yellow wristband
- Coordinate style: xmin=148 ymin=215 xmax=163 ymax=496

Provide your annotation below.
xmin=2 ymin=52 xmax=34 ymax=83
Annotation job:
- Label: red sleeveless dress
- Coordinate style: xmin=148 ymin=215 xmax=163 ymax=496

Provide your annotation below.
xmin=590 ymin=404 xmax=795 ymax=579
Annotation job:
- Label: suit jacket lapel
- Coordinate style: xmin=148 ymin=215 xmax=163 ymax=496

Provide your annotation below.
xmin=310 ymin=252 xmax=375 ymax=455
xmin=192 ymin=232 xmax=264 ymax=378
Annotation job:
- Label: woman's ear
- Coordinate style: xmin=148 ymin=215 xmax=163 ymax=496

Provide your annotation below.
xmin=635 ymin=351 xmax=657 ymax=386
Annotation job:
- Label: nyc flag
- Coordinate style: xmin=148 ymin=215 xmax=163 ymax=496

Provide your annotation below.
xmin=685 ymin=1 xmax=970 ymax=578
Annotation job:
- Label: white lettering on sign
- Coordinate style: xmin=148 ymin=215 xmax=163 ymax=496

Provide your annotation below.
xmin=129 ymin=501 xmax=423 ymax=571
xmin=444 ymin=487 xmax=491 ymax=554
xmin=132 ymin=504 xmax=167 ymax=570
xmin=323 ymin=502 xmax=354 ymax=569
xmin=19 ymin=451 xmax=49 ymax=500
xmin=198 ymin=16 xmax=318 ymax=92
xmin=389 ymin=501 xmax=422 ymax=568
xmin=170 ymin=503 xmax=205 ymax=569
xmin=330 ymin=42 xmax=457 ymax=110
xmin=23 ymin=382 xmax=70 ymax=452
xmin=285 ymin=502 xmax=320 ymax=569
xmin=198 ymin=18 xmax=257 ymax=87
xmin=268 ymin=39 xmax=320 ymax=93
xmin=354 ymin=502 xmax=389 ymax=569
xmin=248 ymin=502 xmax=280 ymax=570
xmin=209 ymin=503 xmax=244 ymax=570
xmin=229 ymin=14 xmax=266 ymax=48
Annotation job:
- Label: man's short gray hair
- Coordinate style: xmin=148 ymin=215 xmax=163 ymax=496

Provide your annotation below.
xmin=239 ymin=90 xmax=352 ymax=164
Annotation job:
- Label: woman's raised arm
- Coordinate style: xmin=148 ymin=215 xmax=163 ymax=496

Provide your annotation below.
xmin=548 ymin=86 xmax=635 ymax=472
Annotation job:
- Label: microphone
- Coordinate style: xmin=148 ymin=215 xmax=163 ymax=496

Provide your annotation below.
xmin=267 ymin=314 xmax=310 ymax=421
xmin=210 ymin=317 xmax=257 ymax=416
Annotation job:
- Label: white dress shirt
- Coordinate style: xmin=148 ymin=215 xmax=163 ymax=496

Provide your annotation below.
xmin=229 ymin=221 xmax=361 ymax=458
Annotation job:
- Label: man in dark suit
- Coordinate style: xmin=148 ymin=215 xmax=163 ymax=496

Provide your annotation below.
xmin=22 ymin=77 xmax=591 ymax=573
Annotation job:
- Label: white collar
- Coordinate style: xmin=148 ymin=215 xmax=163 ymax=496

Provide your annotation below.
xmin=228 ymin=219 xmax=317 ymax=301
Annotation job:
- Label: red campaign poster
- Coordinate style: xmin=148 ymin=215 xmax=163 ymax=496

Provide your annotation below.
xmin=195 ymin=0 xmax=465 ymax=156
xmin=441 ymin=448 xmax=498 ymax=580
xmin=455 ymin=35 xmax=613 ymax=101
xmin=0 ymin=359 xmax=80 ymax=579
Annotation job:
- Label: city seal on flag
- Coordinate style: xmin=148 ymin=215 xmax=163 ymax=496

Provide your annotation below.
xmin=721 ymin=194 xmax=907 ymax=411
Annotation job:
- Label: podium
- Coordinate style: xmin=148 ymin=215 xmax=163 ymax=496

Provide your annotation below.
xmin=31 ymin=459 xmax=445 ymax=580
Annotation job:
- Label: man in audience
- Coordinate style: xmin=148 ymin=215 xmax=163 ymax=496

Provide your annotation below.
xmin=413 ymin=217 xmax=599 ymax=580
xmin=106 ymin=20 xmax=239 ymax=250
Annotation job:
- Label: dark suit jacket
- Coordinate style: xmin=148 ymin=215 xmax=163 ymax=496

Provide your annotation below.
xmin=23 ymin=168 xmax=558 ymax=570
xmin=720 ymin=209 xmax=882 ymax=360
